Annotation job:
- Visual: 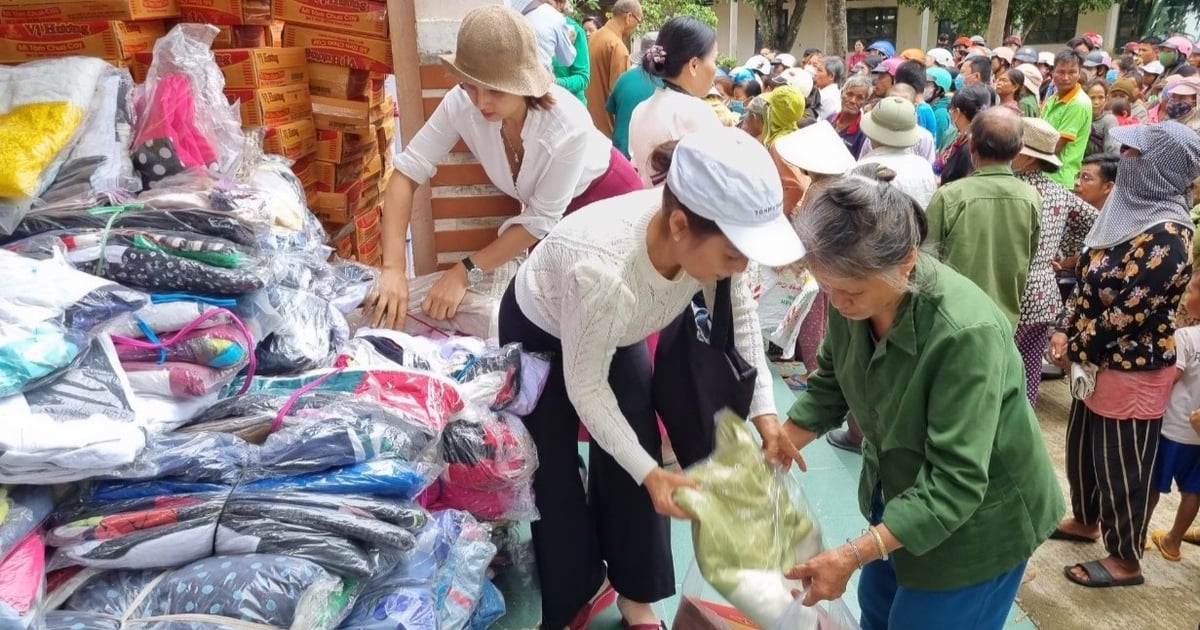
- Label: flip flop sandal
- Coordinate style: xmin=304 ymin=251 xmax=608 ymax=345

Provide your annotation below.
xmin=1063 ymin=560 xmax=1145 ymax=588
xmin=621 ymin=621 xmax=667 ymax=630
xmin=567 ymin=584 xmax=617 ymax=630
xmin=783 ymin=373 xmax=809 ymax=391
xmin=1150 ymin=530 xmax=1183 ymax=562
xmin=1049 ymin=528 xmax=1100 ymax=543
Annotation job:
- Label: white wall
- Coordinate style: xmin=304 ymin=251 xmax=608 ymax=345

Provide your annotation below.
xmin=412 ymin=0 xmax=500 ymax=62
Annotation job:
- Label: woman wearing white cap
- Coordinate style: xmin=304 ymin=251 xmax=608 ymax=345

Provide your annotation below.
xmin=499 ymin=127 xmax=805 ymax=629
xmin=364 ymin=5 xmax=642 ymax=330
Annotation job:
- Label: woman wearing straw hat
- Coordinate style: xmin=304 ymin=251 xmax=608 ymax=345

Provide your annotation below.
xmin=1011 ymin=117 xmax=1099 ymax=406
xmin=365 ymin=5 xmax=642 ymax=330
xmin=499 ymin=127 xmax=805 ymax=629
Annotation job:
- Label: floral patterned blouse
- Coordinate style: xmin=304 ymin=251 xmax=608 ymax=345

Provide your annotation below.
xmin=1016 ymin=172 xmax=1099 ymax=325
xmin=1057 ymin=222 xmax=1194 ymax=370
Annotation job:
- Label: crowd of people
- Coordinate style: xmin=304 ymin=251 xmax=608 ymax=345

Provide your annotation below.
xmin=366 ymin=3 xmax=1200 ymax=628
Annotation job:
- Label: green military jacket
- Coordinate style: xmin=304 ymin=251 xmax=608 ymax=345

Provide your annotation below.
xmin=789 ymin=257 xmax=1064 ymax=590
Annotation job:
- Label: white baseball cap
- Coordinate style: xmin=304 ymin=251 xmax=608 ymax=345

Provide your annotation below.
xmin=926 ymin=48 xmax=954 ymax=68
xmin=1144 ymin=60 xmax=1165 ymax=75
xmin=773 ymin=53 xmax=797 ymax=68
xmin=666 ymin=128 xmax=806 ymax=267
xmin=1038 ymin=51 xmax=1055 ymax=66
xmin=745 ymin=55 xmax=772 ymax=75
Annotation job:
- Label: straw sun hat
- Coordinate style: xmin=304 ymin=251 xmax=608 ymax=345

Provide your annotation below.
xmin=440 ymin=5 xmax=553 ymax=97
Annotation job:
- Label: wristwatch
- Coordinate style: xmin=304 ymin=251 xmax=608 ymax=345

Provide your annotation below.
xmin=461 ymin=256 xmax=485 ymax=288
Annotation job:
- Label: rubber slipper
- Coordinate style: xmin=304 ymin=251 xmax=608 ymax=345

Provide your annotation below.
xmin=621 ymin=621 xmax=667 ymax=630
xmin=1183 ymin=526 xmax=1200 ymax=545
xmin=1049 ymin=528 xmax=1100 ymax=543
xmin=783 ymin=373 xmax=808 ymax=391
xmin=1063 ymin=560 xmax=1145 ymax=588
xmin=825 ymin=429 xmax=862 ymax=454
xmin=567 ymin=584 xmax=616 ymax=630
xmin=1150 ymin=530 xmax=1182 ymax=562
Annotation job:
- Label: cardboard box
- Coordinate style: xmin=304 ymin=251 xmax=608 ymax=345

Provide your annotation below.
xmin=312 ymin=177 xmax=379 ymax=223
xmin=329 ymin=204 xmax=380 ymax=246
xmin=332 ymin=227 xmax=354 ymax=259
xmin=211 ymin=22 xmax=282 ymax=48
xmin=291 ymin=156 xmax=315 ymax=189
xmin=211 ymin=46 xmax=307 ymax=88
xmin=375 ymin=116 xmax=394 ymax=156
xmin=310 ymin=94 xmax=385 ymax=132
xmin=225 ymin=82 xmax=312 ymax=128
xmin=315 ymin=127 xmax=374 ymax=163
xmin=263 ymin=116 xmax=316 ymax=160
xmin=178 ymin=0 xmax=269 ymax=24
xmin=0 ymin=19 xmax=163 ymax=62
xmin=354 ymin=229 xmax=381 ymax=265
xmin=314 ymin=150 xmax=381 ymax=192
xmin=306 ymin=61 xmax=369 ymax=99
xmin=0 ymin=0 xmax=179 ymax=22
xmin=282 ymin=23 xmax=390 ymax=74
xmin=271 ymin=0 xmax=385 ymax=38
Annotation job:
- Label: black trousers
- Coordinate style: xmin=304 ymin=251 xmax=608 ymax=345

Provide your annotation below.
xmin=1065 ymin=399 xmax=1162 ymax=561
xmin=499 ymin=284 xmax=674 ymax=628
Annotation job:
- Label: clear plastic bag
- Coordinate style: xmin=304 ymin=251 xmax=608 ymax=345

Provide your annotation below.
xmin=0 ymin=56 xmax=112 ymax=235
xmin=401 ymin=264 xmax=517 ymax=339
xmin=3 ymin=202 xmax=264 ymax=249
xmin=0 ymin=249 xmax=147 ymax=396
xmin=133 ymin=24 xmax=246 ymax=180
xmin=424 ymin=407 xmax=539 ymax=521
xmin=0 ymin=531 xmax=45 ymax=630
xmin=771 ymin=592 xmax=861 ymax=630
xmin=675 ymin=410 xmax=825 ymax=629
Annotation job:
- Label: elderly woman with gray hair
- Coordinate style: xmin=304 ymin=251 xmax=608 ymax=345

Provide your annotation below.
xmin=779 ymin=168 xmax=1063 ymax=627
xmin=827 ymin=75 xmax=872 ymax=157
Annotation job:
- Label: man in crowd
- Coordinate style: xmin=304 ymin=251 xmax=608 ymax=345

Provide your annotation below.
xmin=1041 ymin=50 xmax=1092 ymax=188
xmin=584 ymin=0 xmax=642 ymax=137
xmin=926 ymin=107 xmax=1042 ymax=333
xmin=550 ymin=0 xmax=590 ymax=104
xmin=856 ymin=95 xmax=937 ymax=207
xmin=1139 ymin=36 xmax=1163 ymax=66
xmin=960 ymin=54 xmax=992 ymax=87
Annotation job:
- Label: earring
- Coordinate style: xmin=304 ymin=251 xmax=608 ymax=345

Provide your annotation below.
xmin=673 ymin=234 xmax=681 ymax=242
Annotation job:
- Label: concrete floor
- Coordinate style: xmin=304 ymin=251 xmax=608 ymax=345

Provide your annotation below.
xmin=490 ymin=374 xmax=1200 ymax=630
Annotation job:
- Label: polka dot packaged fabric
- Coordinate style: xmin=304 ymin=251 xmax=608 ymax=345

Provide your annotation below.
xmin=45 ymin=554 xmax=350 ymax=629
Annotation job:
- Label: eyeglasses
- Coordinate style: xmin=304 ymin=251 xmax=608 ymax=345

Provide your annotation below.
xmin=630 ymin=13 xmax=643 ymax=25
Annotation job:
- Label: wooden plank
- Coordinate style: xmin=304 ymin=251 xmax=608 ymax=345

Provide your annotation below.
xmin=434 ymin=227 xmax=497 ymax=252
xmin=388 ymin=0 xmax=435 ymax=273
xmin=430 ymin=162 xmax=489 ymax=186
xmin=423 ymin=96 xmax=441 ymax=119
xmin=420 ymin=64 xmax=457 ymax=89
xmin=432 ymin=195 xmax=520 ymax=219
xmin=451 ymin=139 xmax=469 ymax=153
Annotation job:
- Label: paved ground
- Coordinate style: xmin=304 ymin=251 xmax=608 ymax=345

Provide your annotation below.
xmin=491 ymin=373 xmax=1200 ymax=629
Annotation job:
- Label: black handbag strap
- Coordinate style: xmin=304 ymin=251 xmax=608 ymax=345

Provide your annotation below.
xmin=709 ymin=278 xmax=736 ymax=350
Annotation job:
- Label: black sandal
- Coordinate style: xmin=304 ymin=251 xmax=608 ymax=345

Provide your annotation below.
xmin=1063 ymin=560 xmax=1145 ymax=588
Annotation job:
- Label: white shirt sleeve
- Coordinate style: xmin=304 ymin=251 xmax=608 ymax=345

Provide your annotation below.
xmin=499 ymin=125 xmax=593 ymax=239
xmin=1176 ymin=328 xmax=1196 ymax=373
xmin=553 ymin=16 xmax=577 ymax=66
xmin=559 ymin=263 xmax=660 ymax=484
xmin=392 ymin=88 xmax=466 ymax=185
xmin=730 ymin=272 xmax=779 ymax=419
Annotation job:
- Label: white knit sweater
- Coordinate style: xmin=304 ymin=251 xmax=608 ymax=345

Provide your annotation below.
xmin=514 ymin=188 xmax=777 ymax=484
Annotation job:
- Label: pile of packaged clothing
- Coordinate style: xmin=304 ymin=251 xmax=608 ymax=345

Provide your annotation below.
xmin=0 ymin=22 xmax=546 ymax=630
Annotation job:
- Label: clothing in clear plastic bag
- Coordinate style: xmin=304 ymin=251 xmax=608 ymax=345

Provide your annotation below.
xmin=51 ymin=554 xmax=350 ymax=629
xmin=0 ymin=531 xmax=45 ymax=630
xmin=0 ymin=486 xmax=54 ymax=561
xmin=770 ymin=592 xmax=860 ymax=630
xmin=255 ymin=255 xmax=377 ymax=375
xmin=0 ymin=57 xmax=110 ymax=235
xmin=0 ymin=249 xmax=147 ymax=396
xmin=400 ymin=262 xmax=518 ymax=340
xmin=134 ymin=24 xmax=245 ymax=180
xmin=750 ymin=264 xmax=820 ymax=361
xmin=5 ymin=202 xmax=262 ymax=248
xmin=466 ymin=578 xmax=506 ymax=630
xmin=341 ymin=510 xmax=496 ymax=630
xmin=19 ymin=335 xmax=136 ymax=424
xmin=675 ymin=411 xmax=825 ymax=629
xmin=108 ymin=301 xmax=234 ymax=339
xmin=423 ymin=407 xmax=539 ymax=521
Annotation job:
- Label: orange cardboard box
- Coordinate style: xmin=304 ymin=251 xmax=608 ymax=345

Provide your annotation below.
xmin=282 ymin=23 xmax=390 ymax=74
xmin=332 ymin=227 xmax=354 ymax=259
xmin=354 ymin=229 xmax=381 ymax=265
xmin=311 ymin=94 xmax=385 ymax=132
xmin=211 ymin=22 xmax=282 ymax=48
xmin=178 ymin=0 xmax=269 ymax=24
xmin=211 ymin=46 xmax=307 ymax=88
xmin=271 ymin=0 xmax=386 ymax=38
xmin=313 ymin=178 xmax=378 ymax=223
xmin=0 ymin=19 xmax=163 ymax=62
xmin=225 ymin=82 xmax=312 ymax=128
xmin=291 ymin=156 xmax=315 ymax=189
xmin=314 ymin=150 xmax=381 ymax=192
xmin=330 ymin=205 xmax=380 ymax=247
xmin=0 ymin=0 xmax=178 ymax=22
xmin=263 ymin=117 xmax=316 ymax=160
xmin=315 ymin=127 xmax=374 ymax=163
xmin=306 ymin=61 xmax=369 ymax=99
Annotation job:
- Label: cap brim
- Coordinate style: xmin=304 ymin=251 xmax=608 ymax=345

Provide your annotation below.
xmin=1109 ymin=125 xmax=1149 ymax=151
xmin=721 ymin=214 xmax=806 ymax=267
xmin=1020 ymin=146 xmax=1062 ymax=168
xmin=440 ymin=54 xmax=551 ymax=97
xmin=860 ymin=116 xmax=920 ymax=148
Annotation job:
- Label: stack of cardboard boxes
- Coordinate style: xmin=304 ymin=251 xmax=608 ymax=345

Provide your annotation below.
xmin=270 ymin=0 xmax=394 ymax=265
xmin=0 ymin=0 xmax=178 ymax=66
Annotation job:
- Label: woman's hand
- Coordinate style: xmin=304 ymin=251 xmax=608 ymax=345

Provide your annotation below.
xmin=643 ymin=467 xmax=700 ymax=520
xmin=752 ymin=414 xmax=806 ymax=471
xmin=785 ymin=546 xmax=859 ymax=606
xmin=1048 ymin=332 xmax=1070 ymax=369
xmin=363 ymin=266 xmax=410 ymax=330
xmin=422 ymin=265 xmax=470 ymax=321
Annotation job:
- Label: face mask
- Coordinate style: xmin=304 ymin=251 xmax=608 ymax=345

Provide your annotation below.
xmin=1160 ymin=51 xmax=1179 ymax=66
xmin=730 ymin=100 xmax=746 ymax=115
xmin=806 ymin=64 xmax=820 ymax=76
xmin=1167 ymin=100 xmax=1194 ymax=119
xmin=953 ymin=74 xmax=965 ymax=91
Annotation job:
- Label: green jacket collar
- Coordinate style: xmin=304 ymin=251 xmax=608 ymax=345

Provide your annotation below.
xmin=971 ymin=163 xmax=1015 ymax=177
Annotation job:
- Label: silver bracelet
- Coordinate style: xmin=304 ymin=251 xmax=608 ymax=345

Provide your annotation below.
xmin=845 ymin=538 xmax=865 ymax=569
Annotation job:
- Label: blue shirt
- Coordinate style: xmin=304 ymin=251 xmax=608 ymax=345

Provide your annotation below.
xmin=916 ymin=101 xmax=938 ymax=140
xmin=606 ymin=67 xmax=662 ymax=159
